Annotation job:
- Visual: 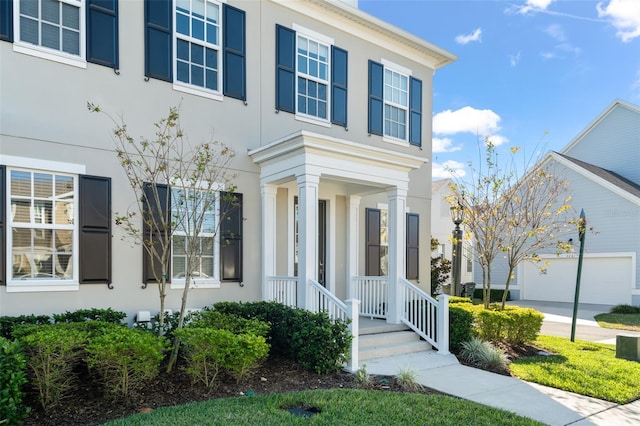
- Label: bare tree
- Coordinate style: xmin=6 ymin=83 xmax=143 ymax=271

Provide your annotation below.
xmin=89 ymin=104 xmax=237 ymax=371
xmin=448 ymin=139 xmax=574 ymax=309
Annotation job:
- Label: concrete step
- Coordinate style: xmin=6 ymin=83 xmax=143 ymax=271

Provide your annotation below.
xmin=358 ymin=330 xmax=431 ymax=361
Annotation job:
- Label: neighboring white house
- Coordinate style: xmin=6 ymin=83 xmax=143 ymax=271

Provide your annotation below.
xmin=0 ymin=0 xmax=457 ymax=337
xmin=477 ymin=100 xmax=640 ymax=305
xmin=431 ymin=179 xmax=474 ymax=290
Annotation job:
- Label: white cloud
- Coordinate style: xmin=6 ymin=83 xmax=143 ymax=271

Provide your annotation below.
xmin=433 ymin=137 xmax=462 ymax=153
xmin=433 ymin=106 xmax=502 ymax=136
xmin=515 ymin=0 xmax=556 ymax=14
xmin=597 ymin=0 xmax=640 ymax=42
xmin=433 ymin=161 xmax=467 ymax=179
xmin=540 ymin=51 xmax=556 ymax=60
xmin=544 ymin=24 xmax=566 ymax=41
xmin=510 ymin=51 xmax=521 ymax=67
xmin=455 ymin=28 xmax=482 ymax=45
xmin=487 ymin=134 xmax=509 ymax=146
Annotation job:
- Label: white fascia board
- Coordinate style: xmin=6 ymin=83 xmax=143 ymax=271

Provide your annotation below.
xmin=548 ymin=152 xmax=640 ymax=207
xmin=269 ymin=0 xmax=456 ymax=70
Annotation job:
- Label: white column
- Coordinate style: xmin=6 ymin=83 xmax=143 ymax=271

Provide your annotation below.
xmin=297 ymin=173 xmax=319 ymax=310
xmin=261 ymin=184 xmax=278 ymax=301
xmin=346 ymin=195 xmax=361 ymax=299
xmin=387 ymin=187 xmax=407 ymax=324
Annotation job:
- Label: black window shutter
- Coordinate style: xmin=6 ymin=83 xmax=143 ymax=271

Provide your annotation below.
xmin=365 ymin=208 xmax=381 ymax=276
xmin=368 ymin=60 xmax=383 ymax=136
xmin=220 ymin=192 xmax=242 ymax=282
xmin=79 ymin=175 xmax=112 ymax=284
xmin=143 ymin=183 xmax=171 ymax=284
xmin=406 ymin=213 xmax=419 ymax=280
xmin=223 ymin=4 xmax=246 ymax=101
xmin=409 ymin=76 xmax=422 ymax=146
xmin=144 ymin=0 xmax=172 ymax=82
xmin=331 ymin=45 xmax=348 ymax=127
xmin=0 ymin=0 xmax=13 ymax=42
xmin=86 ymin=0 xmax=119 ymax=70
xmin=0 ymin=166 xmax=5 ymax=284
xmin=275 ymin=24 xmax=295 ymax=113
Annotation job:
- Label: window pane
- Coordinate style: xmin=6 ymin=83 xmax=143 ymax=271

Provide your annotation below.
xmin=206 ymin=70 xmax=217 ymax=90
xmin=200 ymin=236 xmax=214 ymax=254
xmin=298 ymin=55 xmax=307 ymax=74
xmin=34 ymin=174 xmax=52 ymax=198
xmin=20 ymin=17 xmax=39 ymax=44
xmin=11 ymin=171 xmax=31 ymax=196
xmin=206 ymin=24 xmax=217 ymax=44
xmin=192 ymin=18 xmax=204 ymax=40
xmin=55 ymin=254 xmax=72 ymax=278
xmin=62 ymin=3 xmax=79 ymax=29
xmin=177 ymin=39 xmax=189 ymax=60
xmin=62 ymin=29 xmax=79 ymax=55
xmin=318 ymin=101 xmax=326 ymax=119
xmin=319 ymin=44 xmax=328 ymax=62
xmin=191 ymin=44 xmax=203 ymax=65
xmin=177 ymin=61 xmax=189 ymax=83
xmin=319 ymin=63 xmax=327 ymax=80
xmin=55 ymin=175 xmax=73 ymax=199
xmin=191 ymin=64 xmax=204 ymax=87
xmin=318 ymin=83 xmax=326 ymax=101
xmin=297 ymin=36 xmax=307 ymax=55
xmin=297 ymin=95 xmax=306 ymax=114
xmin=173 ymin=236 xmax=186 ymax=255
xmin=42 ymin=0 xmax=60 ymax=24
xmin=205 ymin=48 xmax=217 ymax=68
xmin=42 ymin=23 xmax=60 ymax=50
xmin=308 ymin=99 xmax=317 ymax=116
xmin=206 ymin=1 xmax=219 ymax=22
xmin=176 ymin=0 xmax=189 ymax=13
xmin=173 ymin=257 xmax=186 ymax=277
xmin=309 ymin=59 xmax=317 ymax=77
xmin=308 ymin=80 xmax=317 ymax=98
xmin=201 ymin=257 xmax=214 ymax=277
xmin=176 ymin=13 xmax=189 ymax=36
xmin=11 ymin=200 xmax=31 ymax=223
xmin=20 ymin=0 xmax=38 ymax=18
xmin=193 ymin=0 xmax=205 ymax=18
xmin=56 ymin=230 xmax=73 ymax=250
xmin=309 ymin=40 xmax=318 ymax=59
xmin=34 ymin=200 xmax=52 ymax=224
xmin=298 ymin=77 xmax=306 ymax=95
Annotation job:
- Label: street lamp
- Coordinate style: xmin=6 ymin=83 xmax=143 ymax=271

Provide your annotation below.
xmin=450 ymin=202 xmax=464 ymax=297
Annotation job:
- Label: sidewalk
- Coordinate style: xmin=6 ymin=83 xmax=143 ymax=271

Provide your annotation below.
xmin=364 ymin=351 xmax=639 ymax=425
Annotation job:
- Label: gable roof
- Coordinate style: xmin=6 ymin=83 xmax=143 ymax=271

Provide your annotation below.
xmin=561 ymin=99 xmax=640 ymax=154
xmin=549 ymin=152 xmax=640 ymax=205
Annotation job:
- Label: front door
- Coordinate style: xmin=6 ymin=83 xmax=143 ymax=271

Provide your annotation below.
xmin=294 ymin=198 xmax=327 ymax=287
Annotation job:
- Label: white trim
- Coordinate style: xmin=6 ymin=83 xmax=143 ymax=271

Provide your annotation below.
xmin=0 ymin=155 xmax=86 ymax=175
xmin=170 ymin=280 xmax=221 ymax=290
xmin=292 ymin=23 xmax=334 ymax=45
xmin=381 ymin=58 xmax=412 ymax=76
xmin=13 ymin=44 xmax=87 ymax=68
xmin=295 ymin=114 xmax=331 ymax=128
xmin=6 ymin=283 xmax=79 ymax=293
xmin=383 ymin=135 xmax=410 ymax=146
xmin=173 ymin=83 xmax=224 ymax=102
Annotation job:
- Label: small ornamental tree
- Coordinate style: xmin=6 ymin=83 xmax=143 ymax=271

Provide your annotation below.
xmin=430 ymin=238 xmax=451 ymax=296
xmin=449 ymin=139 xmax=574 ymax=309
xmin=89 ymin=104 xmax=238 ymax=371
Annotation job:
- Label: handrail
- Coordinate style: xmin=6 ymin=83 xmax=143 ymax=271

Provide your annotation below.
xmin=399 ymin=278 xmax=449 ymax=354
xmin=307 ymin=279 xmax=348 ymax=322
xmin=351 ymin=276 xmax=388 ymax=319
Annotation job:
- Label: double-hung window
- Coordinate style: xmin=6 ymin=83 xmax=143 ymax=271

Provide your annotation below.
xmin=145 ymin=0 xmax=246 ymax=101
xmin=3 ymin=0 xmax=119 ymax=69
xmin=368 ymin=59 xmax=423 ymax=146
xmin=276 ymin=24 xmax=348 ymax=127
xmin=296 ymin=33 xmax=330 ymax=121
xmin=174 ymin=0 xmax=221 ymax=94
xmin=171 ymin=187 xmax=220 ymax=287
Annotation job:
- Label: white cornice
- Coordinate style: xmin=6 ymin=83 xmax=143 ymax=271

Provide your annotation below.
xmin=269 ymin=0 xmax=457 ymax=70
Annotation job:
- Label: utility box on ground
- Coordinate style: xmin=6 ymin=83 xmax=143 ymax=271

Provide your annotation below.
xmin=615 ymin=334 xmax=640 ymax=362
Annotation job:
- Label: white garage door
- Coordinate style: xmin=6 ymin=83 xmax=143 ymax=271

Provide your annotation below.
xmin=521 ymin=254 xmax=634 ymax=305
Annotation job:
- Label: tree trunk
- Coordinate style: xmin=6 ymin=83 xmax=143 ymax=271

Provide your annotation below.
xmin=500 ymin=266 xmax=515 ymax=310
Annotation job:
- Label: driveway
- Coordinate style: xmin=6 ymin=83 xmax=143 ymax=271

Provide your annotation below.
xmin=506 ymin=300 xmax=640 ymax=344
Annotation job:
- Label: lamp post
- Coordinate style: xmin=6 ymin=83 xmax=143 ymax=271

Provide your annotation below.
xmin=450 ymin=202 xmax=464 ymax=297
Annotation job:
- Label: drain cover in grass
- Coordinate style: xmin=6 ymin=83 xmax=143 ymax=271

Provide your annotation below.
xmin=286 ymin=407 xmax=321 ymax=417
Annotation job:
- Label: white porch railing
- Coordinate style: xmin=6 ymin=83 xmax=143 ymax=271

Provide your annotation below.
xmin=265 ymin=276 xmax=297 ymax=307
xmin=307 ymin=279 xmax=348 ymax=321
xmin=399 ymin=278 xmax=450 ymax=354
xmin=351 ymin=276 xmax=388 ymax=319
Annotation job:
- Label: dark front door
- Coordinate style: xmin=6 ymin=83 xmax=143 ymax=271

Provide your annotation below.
xmin=294 ymin=198 xmax=327 ymax=287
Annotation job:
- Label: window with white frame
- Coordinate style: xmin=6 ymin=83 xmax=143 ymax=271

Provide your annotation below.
xmin=17 ymin=0 xmax=84 ymax=58
xmin=296 ymin=32 xmax=330 ymax=120
xmin=171 ymin=187 xmax=219 ymax=285
xmin=384 ymin=67 xmax=409 ymax=140
xmin=8 ymin=169 xmax=76 ymax=282
xmin=175 ymin=0 xmax=221 ymax=93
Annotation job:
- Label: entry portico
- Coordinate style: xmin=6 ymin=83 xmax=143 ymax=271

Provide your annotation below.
xmin=249 ymin=130 xmax=425 ymax=324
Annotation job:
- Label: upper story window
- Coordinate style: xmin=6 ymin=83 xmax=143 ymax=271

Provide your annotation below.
xmin=174 ymin=0 xmax=221 ymax=93
xmin=276 ymin=24 xmax=348 ymax=128
xmin=368 ymin=59 xmax=423 ymax=147
xmin=384 ymin=68 xmax=409 ymax=140
xmin=296 ymin=33 xmax=330 ymax=121
xmin=145 ymin=0 xmax=246 ymax=102
xmin=3 ymin=0 xmax=119 ymax=70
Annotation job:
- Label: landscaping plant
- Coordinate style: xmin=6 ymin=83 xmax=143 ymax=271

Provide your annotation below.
xmin=460 ymin=337 xmax=509 ymax=371
xmin=0 ymin=337 xmax=30 ymax=425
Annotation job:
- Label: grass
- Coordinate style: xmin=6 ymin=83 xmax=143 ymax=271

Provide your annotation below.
xmin=103 ymin=389 xmax=544 ymax=426
xmin=510 ymin=335 xmax=640 ymax=404
xmin=594 ymin=313 xmax=640 ymax=332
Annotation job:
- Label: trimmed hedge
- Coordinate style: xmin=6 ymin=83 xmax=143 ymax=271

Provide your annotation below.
xmin=0 ymin=315 xmax=51 ymax=340
xmin=454 ymin=304 xmax=543 ymax=346
xmin=0 ymin=337 xmax=30 ymax=425
xmin=473 ymin=289 xmax=511 ymax=303
xmin=211 ymin=301 xmax=351 ymax=374
xmin=53 ymin=308 xmax=126 ymax=324
xmin=449 ymin=306 xmax=475 ymax=351
xmin=610 ymin=304 xmax=640 ymax=314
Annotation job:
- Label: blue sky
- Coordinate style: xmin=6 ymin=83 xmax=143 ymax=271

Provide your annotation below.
xmin=359 ymin=0 xmax=640 ymax=179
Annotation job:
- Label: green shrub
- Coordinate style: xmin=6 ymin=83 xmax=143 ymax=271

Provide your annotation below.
xmin=52 ymin=308 xmax=127 ymax=324
xmin=447 ymin=296 xmax=473 ymax=305
xmin=137 ymin=310 xmax=201 ymax=338
xmin=192 ymin=310 xmax=270 ymax=337
xmin=0 ymin=337 xmax=30 ymax=425
xmin=611 ymin=304 xmax=640 ymax=314
xmin=0 ymin=314 xmax=51 ymax=340
xmin=449 ymin=306 xmax=475 ymax=351
xmin=475 ymin=306 xmax=543 ymax=346
xmin=211 ymin=301 xmax=352 ymax=374
xmin=20 ymin=324 xmax=88 ymax=409
xmin=85 ymin=325 xmax=168 ymax=398
xmin=473 ymin=289 xmax=510 ymax=302
xmin=460 ymin=337 xmax=509 ymax=370
xmin=175 ymin=327 xmax=269 ymax=386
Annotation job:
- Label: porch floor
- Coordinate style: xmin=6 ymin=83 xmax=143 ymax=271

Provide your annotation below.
xmin=358 ymin=316 xmax=410 ymax=335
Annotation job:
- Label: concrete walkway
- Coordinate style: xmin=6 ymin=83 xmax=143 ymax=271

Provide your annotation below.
xmin=364 ymin=301 xmax=640 ymax=425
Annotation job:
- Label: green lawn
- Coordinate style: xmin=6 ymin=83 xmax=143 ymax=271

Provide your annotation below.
xmin=510 ymin=335 xmax=640 ymax=404
xmin=594 ymin=313 xmax=640 ymax=332
xmin=103 ymin=389 xmax=544 ymax=426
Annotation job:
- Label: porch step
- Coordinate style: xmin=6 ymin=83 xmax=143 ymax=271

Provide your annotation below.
xmin=358 ymin=330 xmax=431 ymax=361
